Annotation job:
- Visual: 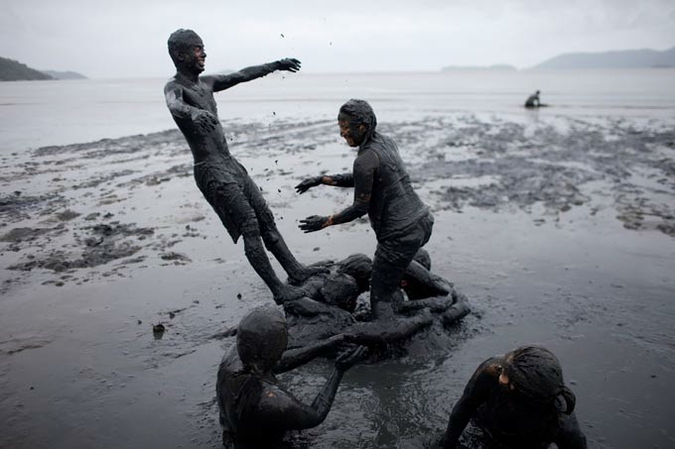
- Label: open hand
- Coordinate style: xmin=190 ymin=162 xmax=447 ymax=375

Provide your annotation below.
xmin=335 ymin=346 xmax=367 ymax=372
xmin=295 ymin=176 xmax=322 ymax=194
xmin=192 ymin=110 xmax=219 ymax=133
xmin=299 ymin=215 xmax=329 ymax=233
xmin=278 ymin=58 xmax=301 ymax=73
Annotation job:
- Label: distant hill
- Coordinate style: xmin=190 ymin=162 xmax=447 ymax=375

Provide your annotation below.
xmin=532 ymin=46 xmax=675 ymax=69
xmin=41 ymin=70 xmax=87 ymax=80
xmin=0 ymin=56 xmax=53 ymax=81
xmin=442 ymin=64 xmax=516 ymax=71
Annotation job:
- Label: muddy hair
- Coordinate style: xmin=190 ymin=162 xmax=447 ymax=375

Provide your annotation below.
xmin=338 ymin=99 xmax=377 ymax=134
xmin=167 ymin=28 xmax=202 ymax=66
xmin=505 ymin=345 xmax=576 ymax=413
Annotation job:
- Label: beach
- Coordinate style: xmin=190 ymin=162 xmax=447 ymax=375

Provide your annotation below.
xmin=1 ymin=71 xmax=675 ymax=448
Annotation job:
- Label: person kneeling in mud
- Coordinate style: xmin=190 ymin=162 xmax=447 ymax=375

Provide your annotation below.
xmin=217 ymin=306 xmax=365 ymax=448
xmin=440 ymin=345 xmax=587 ymax=449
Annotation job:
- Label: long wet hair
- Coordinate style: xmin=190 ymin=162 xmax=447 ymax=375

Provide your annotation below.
xmin=504 ymin=345 xmax=576 ymax=414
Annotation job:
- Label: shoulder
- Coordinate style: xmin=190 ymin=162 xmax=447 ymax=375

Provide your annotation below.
xmin=355 ymin=148 xmax=379 ymax=170
xmin=472 ymin=356 xmax=502 ymax=382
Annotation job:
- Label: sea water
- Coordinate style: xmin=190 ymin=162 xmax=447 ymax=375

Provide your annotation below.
xmin=1 ymin=68 xmax=674 ymax=154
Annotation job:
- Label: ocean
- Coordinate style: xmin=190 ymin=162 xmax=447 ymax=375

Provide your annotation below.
xmin=1 ymin=68 xmax=674 ymax=154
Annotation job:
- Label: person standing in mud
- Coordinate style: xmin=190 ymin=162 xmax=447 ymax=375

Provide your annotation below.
xmin=217 ymin=306 xmax=365 ymax=448
xmin=164 ymin=29 xmax=318 ymax=303
xmin=296 ymin=99 xmax=434 ymax=320
xmin=439 ymin=345 xmax=587 ymax=448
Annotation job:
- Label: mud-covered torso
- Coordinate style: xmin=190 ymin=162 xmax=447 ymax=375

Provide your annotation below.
xmin=359 ymin=132 xmax=429 ymax=240
xmin=169 ymin=75 xmax=242 ymax=169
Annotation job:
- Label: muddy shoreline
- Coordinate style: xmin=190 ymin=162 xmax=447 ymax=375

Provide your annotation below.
xmin=1 ymin=112 xmax=674 ymax=448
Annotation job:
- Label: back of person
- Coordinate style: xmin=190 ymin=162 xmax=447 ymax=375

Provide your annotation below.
xmin=366 ymin=132 xmax=428 ymax=240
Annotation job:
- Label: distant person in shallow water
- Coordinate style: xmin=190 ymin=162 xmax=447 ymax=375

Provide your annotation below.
xmin=164 ymin=29 xmax=320 ymax=303
xmin=440 ymin=345 xmax=587 ymax=449
xmin=525 ymin=90 xmax=541 ymax=108
xmin=217 ymin=306 xmax=365 ymax=448
xmin=295 ymin=99 xmax=434 ymax=322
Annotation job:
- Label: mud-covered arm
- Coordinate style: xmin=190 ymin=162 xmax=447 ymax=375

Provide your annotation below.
xmin=554 ymin=412 xmax=588 ymax=449
xmin=164 ymin=82 xmax=201 ymax=120
xmin=441 ymin=359 xmax=496 ymax=448
xmin=210 ymin=58 xmax=301 ymax=92
xmin=295 ymin=173 xmax=354 ymax=194
xmin=329 ymin=149 xmax=378 ymax=225
xmin=345 ymin=312 xmax=433 ymax=345
xmin=255 ymin=369 xmax=344 ymax=431
xmin=274 ymin=334 xmax=345 ymax=374
xmin=298 ymin=151 xmax=377 ymax=232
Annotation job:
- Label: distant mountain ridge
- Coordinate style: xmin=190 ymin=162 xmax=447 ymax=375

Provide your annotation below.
xmin=41 ymin=70 xmax=87 ymax=80
xmin=532 ymin=46 xmax=675 ymax=69
xmin=0 ymin=56 xmax=53 ymax=81
xmin=442 ymin=64 xmax=517 ymax=71
xmin=1 ymin=56 xmax=87 ymax=81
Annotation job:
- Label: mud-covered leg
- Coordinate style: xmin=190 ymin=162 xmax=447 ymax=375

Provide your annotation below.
xmin=256 ymin=200 xmax=326 ymax=284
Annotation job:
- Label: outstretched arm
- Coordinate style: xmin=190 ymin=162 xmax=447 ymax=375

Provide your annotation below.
xmin=299 ymin=150 xmax=377 ymax=232
xmin=210 ymin=58 xmax=301 ymax=92
xmin=344 ymin=311 xmax=433 ymax=346
xmin=257 ymin=346 xmax=365 ymax=431
xmin=441 ymin=359 xmax=496 ymax=448
xmin=274 ymin=333 xmax=345 ymax=374
xmin=295 ymin=173 xmax=355 ymax=194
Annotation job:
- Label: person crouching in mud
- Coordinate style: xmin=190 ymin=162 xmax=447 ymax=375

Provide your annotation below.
xmin=440 ymin=345 xmax=587 ymax=449
xmin=217 ymin=306 xmax=364 ymax=448
xmin=296 ymin=99 xmax=434 ymax=322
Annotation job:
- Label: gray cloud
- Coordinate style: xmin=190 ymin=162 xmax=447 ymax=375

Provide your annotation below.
xmin=0 ymin=0 xmax=673 ymax=78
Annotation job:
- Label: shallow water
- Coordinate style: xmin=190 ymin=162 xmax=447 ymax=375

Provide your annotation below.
xmin=1 ymin=74 xmax=675 ymax=448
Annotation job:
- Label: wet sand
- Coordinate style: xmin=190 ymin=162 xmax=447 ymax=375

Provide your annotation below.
xmin=1 ymin=112 xmax=674 ymax=448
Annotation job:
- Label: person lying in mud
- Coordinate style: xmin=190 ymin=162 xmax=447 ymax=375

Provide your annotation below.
xmin=283 ymin=251 xmax=470 ymax=350
xmin=164 ymin=29 xmax=319 ymax=303
xmin=439 ymin=345 xmax=587 ymax=449
xmin=524 ymin=90 xmax=541 ymax=108
xmin=296 ymin=99 xmax=435 ymax=322
xmin=217 ymin=306 xmax=365 ymax=448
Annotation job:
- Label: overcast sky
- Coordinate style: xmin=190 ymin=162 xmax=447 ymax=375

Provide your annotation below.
xmin=1 ymin=0 xmax=674 ymax=79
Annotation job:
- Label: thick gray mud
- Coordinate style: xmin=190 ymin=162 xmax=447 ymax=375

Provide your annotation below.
xmin=1 ymin=112 xmax=674 ymax=448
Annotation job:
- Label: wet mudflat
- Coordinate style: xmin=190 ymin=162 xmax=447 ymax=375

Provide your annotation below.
xmin=1 ymin=111 xmax=674 ymax=448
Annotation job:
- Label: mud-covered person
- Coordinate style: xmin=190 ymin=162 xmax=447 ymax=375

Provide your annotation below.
xmin=217 ymin=307 xmax=365 ymax=448
xmin=164 ymin=29 xmax=319 ymax=303
xmin=439 ymin=345 xmax=587 ymax=449
xmin=525 ymin=90 xmax=541 ymax=108
xmin=296 ymin=99 xmax=434 ymax=321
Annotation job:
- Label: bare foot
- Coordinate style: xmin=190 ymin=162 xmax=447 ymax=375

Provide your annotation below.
xmin=288 ymin=265 xmax=329 ymax=285
xmin=273 ymin=284 xmax=308 ymax=304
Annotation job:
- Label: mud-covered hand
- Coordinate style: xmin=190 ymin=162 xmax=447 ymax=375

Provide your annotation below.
xmin=277 ymin=58 xmax=301 ymax=73
xmin=191 ymin=110 xmax=219 ymax=133
xmin=295 ymin=176 xmax=322 ymax=194
xmin=299 ymin=215 xmax=331 ymax=233
xmin=335 ymin=346 xmax=367 ymax=372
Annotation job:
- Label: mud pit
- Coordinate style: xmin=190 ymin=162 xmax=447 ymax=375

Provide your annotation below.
xmin=1 ymin=112 xmax=674 ymax=448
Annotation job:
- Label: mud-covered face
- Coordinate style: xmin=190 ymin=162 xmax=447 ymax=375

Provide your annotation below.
xmin=180 ymin=44 xmax=206 ymax=74
xmin=338 ymin=114 xmax=366 ymax=147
